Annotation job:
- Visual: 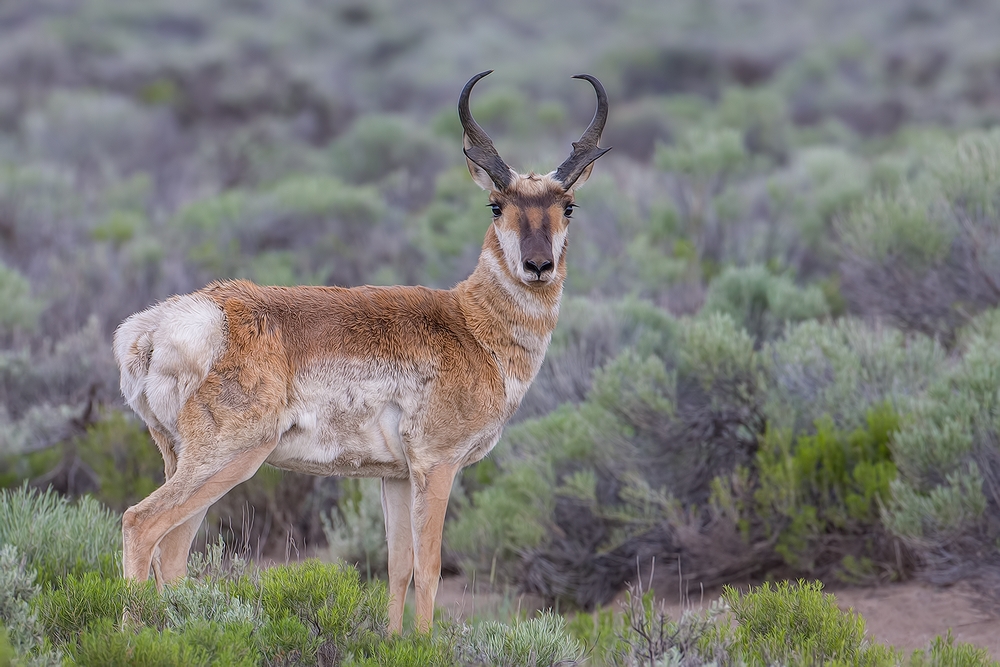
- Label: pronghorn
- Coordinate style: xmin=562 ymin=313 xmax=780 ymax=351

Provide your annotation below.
xmin=113 ymin=70 xmax=610 ymax=633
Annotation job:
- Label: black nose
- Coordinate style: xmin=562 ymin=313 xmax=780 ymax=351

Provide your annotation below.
xmin=523 ymin=259 xmax=553 ymax=278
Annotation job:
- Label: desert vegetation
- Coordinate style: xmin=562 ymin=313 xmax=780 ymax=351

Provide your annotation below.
xmin=0 ymin=486 xmax=995 ymax=666
xmin=2 ymin=0 xmax=1000 ymax=663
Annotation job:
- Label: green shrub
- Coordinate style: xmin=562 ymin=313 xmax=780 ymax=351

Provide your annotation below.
xmin=0 ymin=164 xmax=82 ymax=267
xmin=933 ymin=129 xmax=1000 ymax=225
xmin=33 ymin=558 xmax=402 ymax=665
xmin=624 ymin=224 xmax=690 ymax=298
xmin=753 ymin=404 xmax=900 ymax=576
xmin=716 ymin=86 xmax=791 ymax=161
xmin=171 ymin=174 xmax=391 ymax=287
xmin=0 ymin=486 xmax=120 ymax=587
xmin=565 ymin=607 xmax=629 ymax=666
xmin=702 ymin=264 xmax=828 ymax=342
xmin=772 ymin=146 xmax=870 ymax=249
xmin=345 ymin=632 xmax=457 ymax=667
xmin=719 ymin=580 xmax=898 ymax=666
xmin=655 ymin=126 xmax=749 ymax=258
xmin=839 ymin=188 xmax=950 ymax=270
xmin=416 ymin=166 xmax=496 ymax=283
xmin=0 ymin=626 xmax=13 ymax=667
xmin=34 ymin=574 xmax=166 ymax=646
xmin=69 ymin=618 xmax=257 ymax=667
xmin=677 ymin=312 xmax=760 ymax=392
xmin=450 ymin=612 xmax=584 ymax=667
xmin=570 ymin=579 xmax=994 ymax=667
xmin=235 ymin=560 xmax=389 ymax=646
xmin=447 ymin=450 xmax=556 ymax=583
xmin=452 ymin=314 xmax=765 ymax=605
xmin=0 ymin=315 xmax=117 ymax=426
xmin=657 ymin=128 xmax=747 ymax=186
xmin=837 ymin=129 xmax=1000 ymax=340
xmin=161 ymin=579 xmax=262 ymax=630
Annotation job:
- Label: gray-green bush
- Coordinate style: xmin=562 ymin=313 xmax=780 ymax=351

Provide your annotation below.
xmin=884 ymin=322 xmax=1000 ymax=578
xmin=0 ymin=486 xmax=120 ymax=587
xmin=702 ymin=264 xmax=828 ymax=343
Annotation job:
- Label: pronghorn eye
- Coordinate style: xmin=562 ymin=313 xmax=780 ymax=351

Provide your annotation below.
xmin=490 ymin=203 xmax=502 ymax=217
xmin=564 ymin=204 xmax=576 ymax=218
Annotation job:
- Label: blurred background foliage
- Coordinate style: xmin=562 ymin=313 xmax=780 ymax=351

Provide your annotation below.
xmin=2 ymin=0 xmax=1000 ymax=609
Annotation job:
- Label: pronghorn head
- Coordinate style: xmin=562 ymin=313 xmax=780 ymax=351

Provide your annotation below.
xmin=459 ymin=71 xmax=611 ymax=287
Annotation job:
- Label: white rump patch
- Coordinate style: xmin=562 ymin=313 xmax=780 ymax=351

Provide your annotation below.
xmin=114 ymin=294 xmax=226 ymax=440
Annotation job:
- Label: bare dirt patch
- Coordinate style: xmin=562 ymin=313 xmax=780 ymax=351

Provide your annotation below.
xmin=829 ymin=581 xmax=1000 ymax=658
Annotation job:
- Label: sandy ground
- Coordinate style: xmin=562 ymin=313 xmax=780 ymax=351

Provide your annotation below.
xmin=829 ymin=582 xmax=1000 ymax=658
xmin=436 ymin=577 xmax=1000 ymax=659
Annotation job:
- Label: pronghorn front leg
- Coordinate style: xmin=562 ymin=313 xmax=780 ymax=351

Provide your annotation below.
xmin=410 ymin=464 xmax=459 ymax=632
xmin=382 ymin=477 xmax=413 ymax=634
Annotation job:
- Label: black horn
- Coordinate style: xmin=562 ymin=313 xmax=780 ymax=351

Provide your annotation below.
xmin=554 ymin=74 xmax=611 ymax=189
xmin=459 ymin=70 xmax=513 ymax=190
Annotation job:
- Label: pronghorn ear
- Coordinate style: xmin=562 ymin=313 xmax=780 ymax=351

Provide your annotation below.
xmin=564 ymin=158 xmax=598 ymax=192
xmin=463 ymin=132 xmax=509 ymax=192
xmin=465 ymin=156 xmax=499 ymax=192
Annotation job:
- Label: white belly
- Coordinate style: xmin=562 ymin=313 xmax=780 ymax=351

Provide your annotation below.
xmin=265 ymin=361 xmax=418 ymax=479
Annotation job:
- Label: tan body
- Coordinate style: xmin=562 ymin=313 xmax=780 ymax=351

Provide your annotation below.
xmin=113 ymin=71 xmax=609 ymax=632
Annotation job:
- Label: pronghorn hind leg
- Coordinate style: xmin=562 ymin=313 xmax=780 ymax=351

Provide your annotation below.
xmin=148 ymin=427 xmax=178 ymax=481
xmin=382 ymin=477 xmax=414 ymax=634
xmin=410 ymin=464 xmax=458 ymax=632
xmin=147 ymin=426 xmax=196 ymax=586
xmin=122 ymin=440 xmax=277 ymax=585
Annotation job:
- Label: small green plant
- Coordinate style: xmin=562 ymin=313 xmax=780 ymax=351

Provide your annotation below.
xmin=448 ymin=612 xmax=585 ymax=667
xmin=344 ymin=631 xmax=457 ymax=667
xmin=0 ymin=485 xmax=120 ymax=587
xmin=566 ymin=607 xmax=629 ymax=666
xmin=909 ymin=631 xmax=998 ymax=667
